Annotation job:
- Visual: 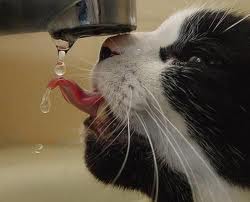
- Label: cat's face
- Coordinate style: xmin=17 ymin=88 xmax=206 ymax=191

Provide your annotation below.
xmin=84 ymin=8 xmax=250 ymax=202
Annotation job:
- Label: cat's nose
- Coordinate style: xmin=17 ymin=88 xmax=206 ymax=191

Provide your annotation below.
xmin=99 ymin=47 xmax=112 ymax=61
xmin=99 ymin=38 xmax=122 ymax=62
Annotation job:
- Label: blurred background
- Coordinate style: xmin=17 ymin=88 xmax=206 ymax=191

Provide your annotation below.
xmin=1 ymin=0 xmax=250 ymax=202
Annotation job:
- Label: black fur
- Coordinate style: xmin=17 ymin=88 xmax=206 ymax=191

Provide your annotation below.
xmin=161 ymin=10 xmax=250 ymax=187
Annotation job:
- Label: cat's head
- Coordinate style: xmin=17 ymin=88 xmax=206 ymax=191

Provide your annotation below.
xmin=84 ymin=8 xmax=250 ymax=202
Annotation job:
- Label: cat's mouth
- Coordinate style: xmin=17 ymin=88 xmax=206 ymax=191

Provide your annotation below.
xmin=83 ymin=104 xmax=118 ymax=138
xmin=47 ymin=78 xmax=116 ymax=137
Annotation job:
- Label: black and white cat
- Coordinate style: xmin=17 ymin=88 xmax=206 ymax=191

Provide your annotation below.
xmin=83 ymin=7 xmax=250 ymax=202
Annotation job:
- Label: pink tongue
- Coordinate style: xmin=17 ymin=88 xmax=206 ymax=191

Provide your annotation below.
xmin=48 ymin=78 xmax=103 ymax=117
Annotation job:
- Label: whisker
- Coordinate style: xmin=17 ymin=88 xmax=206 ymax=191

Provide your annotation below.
xmin=84 ymin=104 xmax=111 ymax=132
xmin=67 ymin=75 xmax=92 ymax=80
xmin=223 ymin=14 xmax=250 ymax=32
xmin=86 ymin=116 xmax=122 ymax=166
xmin=112 ymin=89 xmax=133 ymax=184
xmin=87 ymin=121 xmax=125 ymax=167
xmin=68 ymin=63 xmax=93 ymax=71
xmin=209 ymin=10 xmax=220 ymax=30
xmin=69 ymin=65 xmax=111 ymax=74
xmin=213 ymin=8 xmax=232 ymax=32
xmin=95 ymin=114 xmax=120 ymax=142
xmin=100 ymin=125 xmax=127 ymax=155
xmin=78 ymin=57 xmax=95 ymax=66
xmin=136 ymin=112 xmax=159 ymax=202
xmin=145 ymin=105 xmax=203 ymax=202
xmin=143 ymin=86 xmax=232 ymax=202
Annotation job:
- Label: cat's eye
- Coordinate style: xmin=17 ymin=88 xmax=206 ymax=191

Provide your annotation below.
xmin=189 ymin=56 xmax=202 ymax=63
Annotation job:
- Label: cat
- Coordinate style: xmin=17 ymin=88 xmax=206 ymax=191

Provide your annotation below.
xmin=83 ymin=7 xmax=250 ymax=202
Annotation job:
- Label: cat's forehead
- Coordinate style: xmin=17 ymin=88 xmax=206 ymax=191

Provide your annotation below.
xmin=157 ymin=8 xmax=244 ymax=39
xmin=156 ymin=8 xmax=250 ymax=61
xmin=157 ymin=8 xmax=200 ymax=32
xmin=153 ymin=8 xmax=199 ymax=46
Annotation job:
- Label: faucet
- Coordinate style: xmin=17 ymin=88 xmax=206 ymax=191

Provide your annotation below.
xmin=0 ymin=0 xmax=137 ymax=41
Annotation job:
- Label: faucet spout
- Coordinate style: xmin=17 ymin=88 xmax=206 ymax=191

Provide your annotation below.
xmin=0 ymin=0 xmax=137 ymax=40
xmin=49 ymin=0 xmax=137 ymax=41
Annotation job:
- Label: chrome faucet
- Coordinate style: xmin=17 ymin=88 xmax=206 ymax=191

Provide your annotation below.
xmin=0 ymin=0 xmax=137 ymax=40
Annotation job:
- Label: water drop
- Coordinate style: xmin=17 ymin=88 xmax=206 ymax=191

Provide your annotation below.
xmin=53 ymin=39 xmax=72 ymax=76
xmin=55 ymin=50 xmax=66 ymax=76
xmin=58 ymin=50 xmax=66 ymax=61
xmin=39 ymin=35 xmax=76 ymax=113
xmin=32 ymin=144 xmax=44 ymax=154
xmin=54 ymin=61 xmax=66 ymax=76
xmin=40 ymin=88 xmax=52 ymax=113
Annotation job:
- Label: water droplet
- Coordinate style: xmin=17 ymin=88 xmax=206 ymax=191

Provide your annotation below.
xmin=54 ymin=61 xmax=66 ymax=76
xmin=40 ymin=88 xmax=51 ymax=113
xmin=32 ymin=144 xmax=44 ymax=154
xmin=54 ymin=40 xmax=70 ymax=76
xmin=58 ymin=50 xmax=66 ymax=61
xmin=39 ymin=36 xmax=76 ymax=113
